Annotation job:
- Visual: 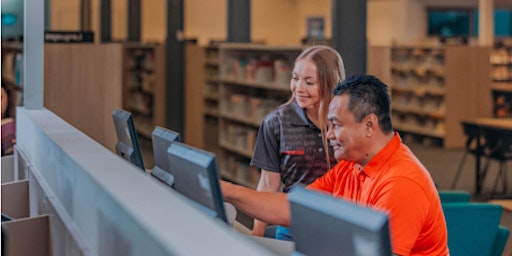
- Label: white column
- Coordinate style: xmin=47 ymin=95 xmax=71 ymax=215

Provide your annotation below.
xmin=23 ymin=0 xmax=45 ymax=109
xmin=478 ymin=0 xmax=494 ymax=46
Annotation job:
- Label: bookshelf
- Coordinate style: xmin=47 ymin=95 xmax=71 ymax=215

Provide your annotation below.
xmin=490 ymin=41 xmax=512 ymax=117
xmin=122 ymin=43 xmax=166 ymax=140
xmin=203 ymin=44 xmax=221 ymax=156
xmin=44 ymin=43 xmax=125 ymax=152
xmin=369 ymin=45 xmax=492 ymax=149
xmin=44 ymin=43 xmax=166 ymax=162
xmin=216 ymin=43 xmax=302 ymax=188
xmin=184 ymin=42 xmax=206 ymax=149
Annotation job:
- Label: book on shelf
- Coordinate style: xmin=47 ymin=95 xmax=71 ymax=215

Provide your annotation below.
xmin=2 ymin=117 xmax=16 ymax=156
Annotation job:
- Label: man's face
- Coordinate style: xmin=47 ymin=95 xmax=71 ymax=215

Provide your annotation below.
xmin=327 ymin=95 xmax=369 ymax=163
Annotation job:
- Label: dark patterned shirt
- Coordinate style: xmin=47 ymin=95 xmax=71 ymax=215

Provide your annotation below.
xmin=250 ymin=101 xmax=336 ymax=192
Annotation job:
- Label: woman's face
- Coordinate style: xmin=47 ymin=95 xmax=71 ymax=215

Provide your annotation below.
xmin=290 ymin=59 xmax=321 ymax=110
xmin=1 ymin=87 xmax=8 ymax=118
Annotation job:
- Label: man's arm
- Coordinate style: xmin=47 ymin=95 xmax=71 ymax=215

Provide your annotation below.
xmin=252 ymin=170 xmax=282 ymax=236
xmin=221 ymin=180 xmax=291 ymax=227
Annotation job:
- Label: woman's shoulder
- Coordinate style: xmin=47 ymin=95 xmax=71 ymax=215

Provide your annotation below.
xmin=261 ymin=103 xmax=297 ymax=123
xmin=268 ymin=102 xmax=298 ymax=117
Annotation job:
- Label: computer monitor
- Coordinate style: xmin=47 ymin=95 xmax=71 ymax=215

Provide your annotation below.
xmin=167 ymin=142 xmax=227 ymax=223
xmin=150 ymin=126 xmax=181 ymax=187
xmin=288 ymin=186 xmax=392 ymax=256
xmin=112 ymin=108 xmax=145 ymax=171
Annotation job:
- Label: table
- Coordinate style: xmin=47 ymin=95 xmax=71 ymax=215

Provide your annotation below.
xmin=462 ymin=118 xmax=512 ymax=197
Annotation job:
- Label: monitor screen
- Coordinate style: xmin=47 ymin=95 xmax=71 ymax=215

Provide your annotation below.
xmin=167 ymin=142 xmax=227 ymax=223
xmin=150 ymin=126 xmax=181 ymax=187
xmin=427 ymin=9 xmax=472 ymax=37
xmin=112 ymin=108 xmax=145 ymax=171
xmin=288 ymin=186 xmax=392 ymax=256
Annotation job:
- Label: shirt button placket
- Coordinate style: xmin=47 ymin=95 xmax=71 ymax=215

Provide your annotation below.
xmin=357 ymin=171 xmax=365 ymax=204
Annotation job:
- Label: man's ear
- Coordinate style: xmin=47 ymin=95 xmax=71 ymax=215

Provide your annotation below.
xmin=365 ymin=114 xmax=378 ymax=136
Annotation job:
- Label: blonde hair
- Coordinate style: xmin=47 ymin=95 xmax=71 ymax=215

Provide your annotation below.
xmin=286 ymin=45 xmax=346 ymax=167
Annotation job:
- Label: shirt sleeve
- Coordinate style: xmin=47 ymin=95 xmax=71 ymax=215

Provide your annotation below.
xmin=250 ymin=114 xmax=281 ymax=173
xmin=306 ymin=165 xmax=338 ymax=193
xmin=372 ymin=177 xmax=430 ymax=256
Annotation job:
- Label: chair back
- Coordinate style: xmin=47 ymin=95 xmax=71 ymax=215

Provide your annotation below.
xmin=491 ymin=226 xmax=510 ymax=256
xmin=438 ymin=190 xmax=471 ymax=203
xmin=442 ymin=203 xmax=502 ymax=256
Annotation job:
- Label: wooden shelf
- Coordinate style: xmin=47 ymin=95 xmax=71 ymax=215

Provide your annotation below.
xmin=205 ymin=59 xmax=220 ymax=66
xmin=378 ymin=45 xmax=493 ymax=148
xmin=122 ymin=43 xmax=166 ymax=139
xmin=204 ymin=43 xmax=303 ymax=189
xmin=392 ymin=104 xmax=445 ymax=119
xmin=220 ymin=171 xmax=257 ymax=189
xmin=491 ymin=82 xmax=512 ymax=92
xmin=220 ymin=111 xmax=260 ymax=127
xmin=219 ymin=141 xmax=253 ymax=159
xmin=490 ymin=45 xmax=512 ymax=118
xmin=134 ymin=123 xmax=153 ymax=140
xmin=204 ymin=93 xmax=219 ymax=101
xmin=44 ymin=44 xmax=126 ymax=151
xmin=391 ymin=86 xmax=445 ymax=97
xmin=220 ymin=77 xmax=290 ymax=93
xmin=205 ymin=109 xmax=219 ymax=117
xmin=394 ymin=124 xmax=445 ymax=139
xmin=206 ymin=77 xmax=221 ymax=83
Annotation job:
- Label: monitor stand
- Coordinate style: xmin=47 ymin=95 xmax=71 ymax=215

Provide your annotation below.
xmin=150 ymin=167 xmax=175 ymax=188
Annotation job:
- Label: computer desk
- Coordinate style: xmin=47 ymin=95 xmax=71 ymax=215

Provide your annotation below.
xmin=146 ymin=166 xmax=239 ymax=224
xmin=246 ymin=235 xmax=295 ymax=256
xmin=232 ymin=221 xmax=295 ymax=256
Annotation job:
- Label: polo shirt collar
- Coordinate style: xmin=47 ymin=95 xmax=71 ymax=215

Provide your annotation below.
xmin=360 ymin=132 xmax=402 ymax=178
xmin=290 ymin=101 xmax=313 ymax=127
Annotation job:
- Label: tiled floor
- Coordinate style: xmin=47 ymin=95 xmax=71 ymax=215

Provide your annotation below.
xmin=406 ymin=139 xmax=511 ymax=198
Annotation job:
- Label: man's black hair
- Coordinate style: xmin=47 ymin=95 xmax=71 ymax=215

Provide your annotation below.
xmin=333 ymin=75 xmax=393 ymax=133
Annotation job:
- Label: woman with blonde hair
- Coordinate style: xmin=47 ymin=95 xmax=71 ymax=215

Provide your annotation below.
xmin=250 ymin=45 xmax=345 ymax=240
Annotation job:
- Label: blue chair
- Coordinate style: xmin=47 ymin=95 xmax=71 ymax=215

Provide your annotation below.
xmin=442 ymin=202 xmax=509 ymax=256
xmin=491 ymin=226 xmax=510 ymax=256
xmin=438 ymin=190 xmax=471 ymax=203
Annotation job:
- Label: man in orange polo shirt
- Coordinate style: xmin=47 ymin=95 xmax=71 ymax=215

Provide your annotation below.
xmin=221 ymin=75 xmax=449 ymax=255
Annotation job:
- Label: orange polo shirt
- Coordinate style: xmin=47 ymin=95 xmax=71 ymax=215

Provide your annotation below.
xmin=307 ymin=133 xmax=449 ymax=256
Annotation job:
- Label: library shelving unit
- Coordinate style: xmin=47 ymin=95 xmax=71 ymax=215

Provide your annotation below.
xmin=1 ymin=42 xmax=24 ymax=105
xmin=44 ymin=43 xmax=166 ymax=161
xmin=122 ymin=43 xmax=166 ymax=140
xmin=379 ymin=45 xmax=492 ymax=148
xmin=203 ymin=44 xmax=221 ymax=155
xmin=216 ymin=43 xmax=302 ymax=188
xmin=490 ymin=41 xmax=512 ymax=117
xmin=390 ymin=46 xmax=446 ymax=143
xmin=45 ymin=43 xmax=125 ymax=152
xmin=183 ymin=42 xmax=206 ymax=149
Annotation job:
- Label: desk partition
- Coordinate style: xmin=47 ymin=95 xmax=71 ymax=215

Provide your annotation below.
xmin=15 ymin=107 xmax=275 ymax=255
